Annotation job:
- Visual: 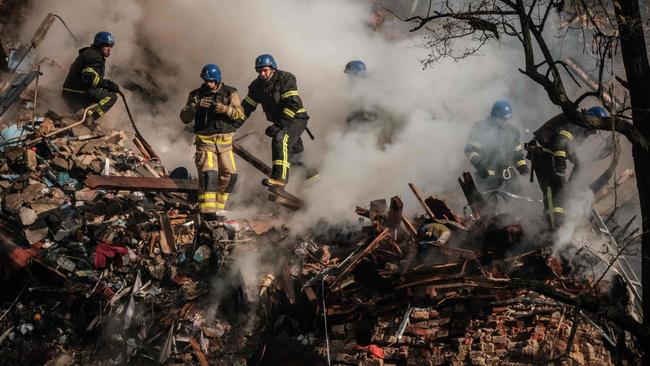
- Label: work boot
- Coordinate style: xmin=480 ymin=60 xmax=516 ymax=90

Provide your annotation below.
xmin=262 ymin=178 xmax=285 ymax=188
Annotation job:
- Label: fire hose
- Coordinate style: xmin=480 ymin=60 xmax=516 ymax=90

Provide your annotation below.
xmin=118 ymin=91 xmax=161 ymax=162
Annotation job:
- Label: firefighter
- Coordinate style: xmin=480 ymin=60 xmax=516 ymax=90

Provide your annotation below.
xmin=343 ymin=60 xmax=399 ymax=146
xmin=464 ymin=100 xmax=528 ymax=192
xmin=62 ymin=31 xmax=119 ymax=124
xmin=344 ymin=60 xmax=367 ymax=78
xmin=344 ymin=60 xmax=376 ymax=125
xmin=526 ymin=106 xmax=606 ymax=228
xmin=240 ymin=54 xmax=312 ymax=188
xmin=180 ymin=64 xmax=244 ymax=219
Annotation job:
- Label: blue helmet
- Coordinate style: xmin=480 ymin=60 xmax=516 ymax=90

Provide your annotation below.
xmin=344 ymin=60 xmax=367 ymax=76
xmin=200 ymin=64 xmax=222 ymax=82
xmin=255 ymin=54 xmax=277 ymax=71
xmin=93 ymin=31 xmax=115 ymax=47
xmin=584 ymin=106 xmax=608 ymax=118
xmin=491 ymin=100 xmax=512 ymax=119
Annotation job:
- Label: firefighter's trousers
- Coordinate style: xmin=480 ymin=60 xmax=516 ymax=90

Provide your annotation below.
xmin=270 ymin=119 xmax=307 ymax=183
xmin=195 ymin=132 xmax=237 ymax=214
xmin=62 ymin=88 xmax=117 ymax=120
xmin=532 ymin=149 xmax=566 ymax=229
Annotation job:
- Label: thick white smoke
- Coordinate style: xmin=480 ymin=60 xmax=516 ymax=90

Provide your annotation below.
xmin=17 ymin=0 xmax=632 ymax=240
xmin=13 ymin=0 xmax=643 ymax=332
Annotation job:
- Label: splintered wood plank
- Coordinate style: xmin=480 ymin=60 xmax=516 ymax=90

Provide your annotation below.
xmin=267 ymin=186 xmax=304 ymax=208
xmin=233 ymin=142 xmax=272 ymax=176
xmin=267 ymin=193 xmax=301 ymax=211
xmin=233 ymin=142 xmax=305 ymax=209
xmin=159 ymin=214 xmax=175 ymax=254
xmin=424 ymin=196 xmax=460 ymax=222
xmin=332 ymin=228 xmax=391 ymax=287
xmin=458 ymin=172 xmax=485 ymax=217
xmin=408 ymin=183 xmax=436 ymax=221
xmin=85 ymin=175 xmax=198 ymax=192
xmin=387 ymin=196 xmax=404 ymax=230
xmin=190 ymin=338 xmax=209 ymax=366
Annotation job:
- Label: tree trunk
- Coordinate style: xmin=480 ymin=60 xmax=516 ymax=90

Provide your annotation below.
xmin=613 ymin=0 xmax=650 ymax=356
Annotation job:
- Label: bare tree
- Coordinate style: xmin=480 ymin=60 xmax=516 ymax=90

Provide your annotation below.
xmin=403 ymin=0 xmax=650 ymax=357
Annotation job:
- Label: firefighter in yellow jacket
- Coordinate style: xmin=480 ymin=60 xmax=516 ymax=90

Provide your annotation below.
xmin=180 ymin=64 xmax=244 ymax=218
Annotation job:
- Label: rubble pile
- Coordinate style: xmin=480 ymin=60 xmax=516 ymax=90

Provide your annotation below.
xmin=0 ymin=110 xmax=274 ymax=365
xmin=278 ymin=191 xmax=640 ymax=366
xmin=325 ymin=300 xmax=616 ymax=366
xmin=0 ymin=106 xmax=642 ymax=365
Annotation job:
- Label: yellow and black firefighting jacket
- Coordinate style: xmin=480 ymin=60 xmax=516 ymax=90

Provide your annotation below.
xmin=184 ymin=83 xmax=245 ymax=135
xmin=533 ymin=114 xmax=586 ymax=176
xmin=62 ymin=46 xmax=109 ymax=94
xmin=241 ymin=70 xmax=309 ymax=126
xmin=464 ymin=117 xmax=527 ymax=176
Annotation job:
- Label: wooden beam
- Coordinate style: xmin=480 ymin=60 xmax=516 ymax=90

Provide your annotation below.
xmin=267 ymin=193 xmax=301 ymax=210
xmin=233 ymin=142 xmax=305 ymax=209
xmin=408 ymin=182 xmax=436 ymax=220
xmin=424 ymin=196 xmax=459 ymax=222
xmin=233 ymin=142 xmax=272 ymax=176
xmin=387 ymin=196 xmax=403 ymax=230
xmin=332 ymin=228 xmax=391 ymax=288
xmin=159 ymin=214 xmax=175 ymax=254
xmin=458 ymin=172 xmax=485 ymax=217
xmin=85 ymin=175 xmax=198 ymax=192
xmin=359 ymin=203 xmax=418 ymax=240
xmin=400 ymin=215 xmax=418 ymax=239
xmin=190 ymin=338 xmax=209 ymax=366
xmin=267 ymin=186 xmax=304 ymax=208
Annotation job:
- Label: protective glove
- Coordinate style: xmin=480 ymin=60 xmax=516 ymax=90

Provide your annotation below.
xmin=103 ymin=79 xmax=120 ymax=93
xmin=199 ymin=97 xmax=212 ymax=108
xmin=265 ymin=125 xmax=280 ymax=137
xmin=214 ymin=101 xmax=229 ymax=114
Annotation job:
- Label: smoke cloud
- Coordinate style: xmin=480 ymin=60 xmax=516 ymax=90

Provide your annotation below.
xmin=16 ymin=0 xmax=633 ymax=243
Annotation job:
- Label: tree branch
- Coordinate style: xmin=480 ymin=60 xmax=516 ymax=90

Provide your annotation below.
xmin=550 ymin=112 xmax=649 ymax=151
xmin=406 ymin=10 xmax=517 ymax=32
xmin=574 ymin=91 xmax=600 ymax=106
xmin=405 ymin=0 xmax=648 ymax=151
xmin=544 ymin=60 xmax=582 ymax=87
xmin=539 ymin=0 xmax=557 ymax=32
